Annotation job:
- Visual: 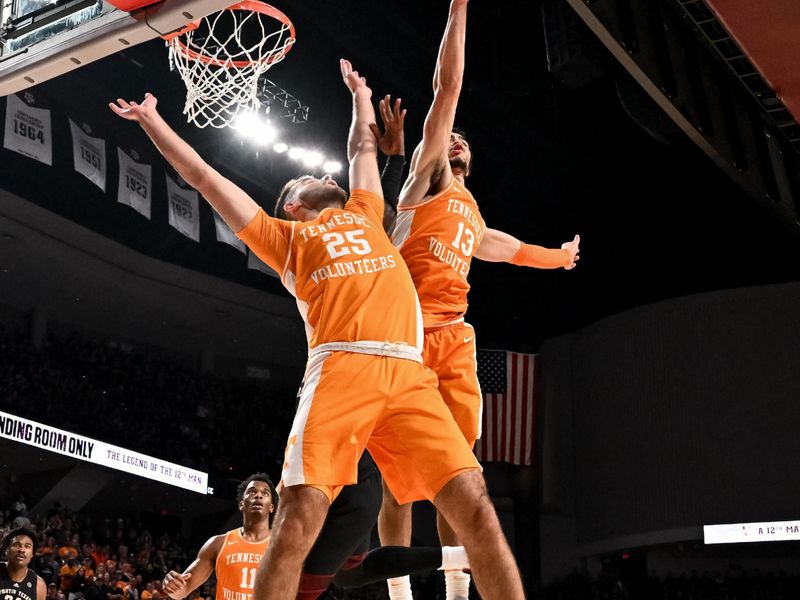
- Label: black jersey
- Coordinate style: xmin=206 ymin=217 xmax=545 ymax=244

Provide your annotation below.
xmin=0 ymin=563 xmax=38 ymax=600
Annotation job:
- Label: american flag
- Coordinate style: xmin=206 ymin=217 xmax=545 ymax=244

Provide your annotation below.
xmin=474 ymin=350 xmax=539 ymax=466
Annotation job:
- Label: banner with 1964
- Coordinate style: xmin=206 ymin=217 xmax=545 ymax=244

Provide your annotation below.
xmin=3 ymin=93 xmax=53 ymax=165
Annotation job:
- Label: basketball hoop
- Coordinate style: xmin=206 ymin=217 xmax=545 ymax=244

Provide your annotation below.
xmin=165 ymin=0 xmax=295 ymax=128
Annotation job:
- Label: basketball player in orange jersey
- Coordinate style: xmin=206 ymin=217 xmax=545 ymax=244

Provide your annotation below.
xmin=380 ymin=2 xmax=580 ymax=599
xmin=110 ymin=58 xmax=524 ymax=600
xmin=162 ymin=474 xmax=276 ymax=600
xmin=162 ymin=470 xmax=458 ymax=600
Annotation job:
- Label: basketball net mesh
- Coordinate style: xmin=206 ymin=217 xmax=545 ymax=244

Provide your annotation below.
xmin=167 ymin=6 xmax=294 ymax=128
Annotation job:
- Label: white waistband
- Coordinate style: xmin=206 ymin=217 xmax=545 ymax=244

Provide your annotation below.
xmin=424 ymin=317 xmax=466 ymax=329
xmin=309 ymin=341 xmax=422 ymax=363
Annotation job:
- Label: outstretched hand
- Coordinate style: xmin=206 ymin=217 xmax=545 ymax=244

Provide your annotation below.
xmin=163 ymin=570 xmax=191 ymax=597
xmin=369 ymin=95 xmax=406 ymax=156
xmin=340 ymin=59 xmax=372 ymax=97
xmin=108 ymin=93 xmax=158 ymax=122
xmin=561 ymin=234 xmax=580 ymax=270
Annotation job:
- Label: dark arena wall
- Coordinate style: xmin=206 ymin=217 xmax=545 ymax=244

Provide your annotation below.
xmin=539 ymin=281 xmax=800 ymax=578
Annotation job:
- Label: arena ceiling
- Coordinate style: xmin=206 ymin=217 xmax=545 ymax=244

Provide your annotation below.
xmin=2 ymin=0 xmax=800 ymax=353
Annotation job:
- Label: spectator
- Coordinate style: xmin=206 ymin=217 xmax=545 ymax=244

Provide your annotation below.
xmin=12 ymin=495 xmax=27 ymax=517
xmin=140 ymin=582 xmax=154 ymax=600
xmin=35 ymin=549 xmax=60 ymax=586
xmin=69 ymin=564 xmax=92 ymax=600
xmin=83 ymin=574 xmax=106 ymax=600
xmin=12 ymin=511 xmax=33 ymax=529
xmin=60 ymin=559 xmax=80 ymax=592
xmin=59 ymin=543 xmax=80 ymax=562
xmin=46 ymin=584 xmax=60 ymax=600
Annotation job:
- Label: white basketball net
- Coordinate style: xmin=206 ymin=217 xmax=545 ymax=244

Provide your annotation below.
xmin=167 ymin=4 xmax=295 ymax=128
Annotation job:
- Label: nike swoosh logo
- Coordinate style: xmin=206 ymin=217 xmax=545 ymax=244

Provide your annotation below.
xmin=464 ymin=336 xmax=474 ymax=343
xmin=227 ymin=541 xmax=238 ymax=546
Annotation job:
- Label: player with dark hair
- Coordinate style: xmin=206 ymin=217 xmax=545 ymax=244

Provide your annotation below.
xmin=1 ymin=528 xmax=47 ymax=600
xmin=163 ymin=468 xmax=468 ymax=600
xmin=293 ymin=96 xmax=470 ymax=600
xmin=162 ymin=473 xmax=276 ymax=600
xmin=381 ymin=1 xmax=580 ymax=599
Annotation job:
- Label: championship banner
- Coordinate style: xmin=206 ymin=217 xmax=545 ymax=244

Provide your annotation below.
xmin=0 ymin=410 xmax=209 ymax=494
xmin=69 ymin=119 xmax=107 ymax=191
xmin=3 ymin=92 xmax=53 ymax=165
xmin=166 ymin=175 xmax=200 ymax=242
xmin=117 ymin=148 xmax=152 ymax=219
xmin=704 ymin=520 xmax=800 ymax=544
xmin=247 ymin=249 xmax=279 ymax=278
xmin=213 ymin=210 xmax=246 ymax=254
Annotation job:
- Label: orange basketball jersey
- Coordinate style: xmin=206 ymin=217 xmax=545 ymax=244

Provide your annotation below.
xmin=392 ymin=178 xmax=486 ymax=328
xmin=214 ymin=529 xmax=269 ymax=600
xmin=238 ymin=189 xmax=423 ymax=362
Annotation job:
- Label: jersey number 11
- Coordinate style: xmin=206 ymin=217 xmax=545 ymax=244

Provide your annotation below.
xmin=240 ymin=568 xmax=256 ymax=589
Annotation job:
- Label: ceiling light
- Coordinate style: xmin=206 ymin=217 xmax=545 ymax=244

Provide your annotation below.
xmin=303 ymin=151 xmax=323 ymax=167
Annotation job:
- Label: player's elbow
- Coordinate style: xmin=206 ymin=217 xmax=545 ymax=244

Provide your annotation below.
xmin=350 ymin=137 xmax=378 ymax=160
xmin=435 ymin=65 xmax=463 ymax=94
xmin=188 ymin=164 xmax=215 ymax=196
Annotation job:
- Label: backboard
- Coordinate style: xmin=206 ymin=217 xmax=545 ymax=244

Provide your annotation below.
xmin=0 ymin=0 xmax=234 ymax=96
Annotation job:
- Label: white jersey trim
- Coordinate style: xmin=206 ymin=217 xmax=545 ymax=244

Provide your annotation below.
xmin=282 ymin=351 xmax=329 ymax=487
xmin=280 ymin=221 xmax=296 ymax=279
xmin=391 ymin=210 xmax=414 ymax=250
xmin=397 ymin=177 xmax=469 ymax=212
xmin=465 ymin=322 xmax=483 ymax=441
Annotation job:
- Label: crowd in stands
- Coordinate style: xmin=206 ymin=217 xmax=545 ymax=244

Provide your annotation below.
xmin=1 ymin=500 xmax=204 ymax=600
xmin=0 ymin=327 xmax=296 ymax=478
xmin=0 ymin=498 xmax=399 ymax=600
xmin=5 ymin=496 xmax=798 ymax=600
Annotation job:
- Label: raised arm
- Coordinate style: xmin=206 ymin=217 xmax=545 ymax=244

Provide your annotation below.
xmin=399 ymin=0 xmax=468 ymax=207
xmin=109 ymin=94 xmax=259 ymax=231
xmin=340 ymin=59 xmax=381 ymax=196
xmin=162 ymin=535 xmax=222 ymax=599
xmin=475 ymin=229 xmax=580 ymax=270
xmin=370 ymin=95 xmax=407 ymax=230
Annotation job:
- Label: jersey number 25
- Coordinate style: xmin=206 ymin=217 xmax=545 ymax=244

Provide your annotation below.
xmin=322 ymin=229 xmax=372 ymax=259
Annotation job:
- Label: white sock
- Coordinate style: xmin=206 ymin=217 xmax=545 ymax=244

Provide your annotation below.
xmin=440 ymin=546 xmax=470 ymax=571
xmin=445 ymin=570 xmax=470 ymax=600
xmin=387 ymin=575 xmax=413 ymax=600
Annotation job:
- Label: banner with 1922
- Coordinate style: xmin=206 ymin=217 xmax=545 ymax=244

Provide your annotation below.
xmin=3 ymin=93 xmax=53 ymax=165
xmin=117 ymin=148 xmax=152 ymax=219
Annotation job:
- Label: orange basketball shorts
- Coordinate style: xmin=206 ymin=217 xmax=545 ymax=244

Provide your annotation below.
xmin=281 ymin=350 xmax=479 ymax=504
xmin=423 ymin=321 xmax=483 ymax=448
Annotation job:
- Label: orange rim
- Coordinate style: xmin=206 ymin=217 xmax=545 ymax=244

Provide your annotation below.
xmin=170 ymin=1 xmax=295 ymax=69
xmin=162 ymin=19 xmax=201 ymax=41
